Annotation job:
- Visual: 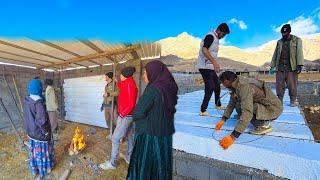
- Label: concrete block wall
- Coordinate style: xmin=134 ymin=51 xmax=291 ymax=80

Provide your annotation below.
xmin=172 ymin=151 xmax=286 ymax=180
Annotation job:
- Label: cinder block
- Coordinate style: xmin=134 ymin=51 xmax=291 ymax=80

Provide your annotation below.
xmin=176 ymin=159 xmax=210 ymax=180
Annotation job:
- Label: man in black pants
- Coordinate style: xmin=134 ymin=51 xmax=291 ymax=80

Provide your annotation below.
xmin=197 ymin=23 xmax=230 ymax=116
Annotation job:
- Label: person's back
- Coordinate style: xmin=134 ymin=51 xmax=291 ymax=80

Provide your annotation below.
xmin=134 ymin=85 xmax=175 ymax=136
xmin=24 ymin=79 xmax=54 ymax=178
xmin=24 ymin=96 xmax=51 ymax=141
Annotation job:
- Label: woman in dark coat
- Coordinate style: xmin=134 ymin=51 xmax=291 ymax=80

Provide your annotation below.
xmin=24 ymin=79 xmax=54 ymax=178
xmin=127 ymin=60 xmax=178 ymax=180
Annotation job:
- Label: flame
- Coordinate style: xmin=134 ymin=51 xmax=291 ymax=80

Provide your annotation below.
xmin=69 ymin=127 xmax=86 ymax=155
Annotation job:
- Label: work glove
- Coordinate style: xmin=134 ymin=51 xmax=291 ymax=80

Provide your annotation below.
xmin=100 ymin=104 xmax=104 ymax=112
xmin=219 ymin=135 xmax=235 ymax=150
xmin=215 ymin=120 xmax=225 ymax=130
xmin=297 ymin=65 xmax=303 ymax=74
xmin=269 ymin=67 xmax=276 ymax=75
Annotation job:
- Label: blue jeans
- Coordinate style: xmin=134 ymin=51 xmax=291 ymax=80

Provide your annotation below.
xmin=110 ymin=115 xmax=134 ymax=166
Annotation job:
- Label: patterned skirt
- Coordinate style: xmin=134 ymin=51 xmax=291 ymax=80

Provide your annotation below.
xmin=28 ymin=137 xmax=55 ymax=177
xmin=127 ymin=134 xmax=173 ymax=180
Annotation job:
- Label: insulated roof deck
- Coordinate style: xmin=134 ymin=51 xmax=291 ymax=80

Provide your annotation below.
xmin=173 ymin=89 xmax=320 ymax=179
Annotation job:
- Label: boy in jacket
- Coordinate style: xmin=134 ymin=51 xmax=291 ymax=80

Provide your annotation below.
xmin=100 ymin=66 xmax=138 ymax=170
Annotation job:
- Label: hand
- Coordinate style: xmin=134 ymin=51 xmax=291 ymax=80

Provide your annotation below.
xmin=120 ymin=137 xmax=125 ymax=144
xmin=297 ymin=65 xmax=303 ymax=74
xmin=215 ymin=120 xmax=225 ymax=130
xmin=219 ymin=135 xmax=235 ymax=150
xmin=100 ymin=104 xmax=104 ymax=112
xmin=213 ymin=61 xmax=220 ymax=73
xmin=269 ymin=67 xmax=276 ymax=75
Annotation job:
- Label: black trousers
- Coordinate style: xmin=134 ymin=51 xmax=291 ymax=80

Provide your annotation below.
xmin=199 ymin=69 xmax=221 ymax=112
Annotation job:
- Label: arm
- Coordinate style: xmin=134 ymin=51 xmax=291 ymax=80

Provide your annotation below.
xmin=46 ymin=88 xmax=58 ymax=111
xmin=35 ymin=102 xmax=50 ymax=136
xmin=109 ymin=86 xmax=119 ymax=97
xmin=222 ymin=94 xmax=236 ymax=121
xmin=133 ymin=87 xmax=155 ymax=120
xmin=202 ymin=35 xmax=220 ymax=72
xmin=296 ymin=38 xmax=304 ymax=66
xmin=270 ymin=42 xmax=278 ymax=68
xmin=232 ymin=85 xmax=253 ymax=138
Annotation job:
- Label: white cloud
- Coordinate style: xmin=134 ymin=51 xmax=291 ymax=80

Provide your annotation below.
xmin=273 ymin=16 xmax=319 ymax=36
xmin=229 ymin=18 xmax=248 ymax=30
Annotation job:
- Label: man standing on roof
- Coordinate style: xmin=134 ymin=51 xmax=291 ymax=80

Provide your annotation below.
xmin=198 ymin=23 xmax=230 ymax=117
xmin=215 ymin=71 xmax=283 ymax=150
xmin=270 ymin=24 xmax=304 ymax=107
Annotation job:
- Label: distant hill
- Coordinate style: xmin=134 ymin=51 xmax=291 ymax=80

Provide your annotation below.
xmin=158 ymin=32 xmax=320 ymax=67
xmin=160 ymin=55 xmax=258 ymax=72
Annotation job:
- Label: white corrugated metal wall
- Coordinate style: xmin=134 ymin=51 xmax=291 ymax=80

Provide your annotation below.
xmin=64 ymin=75 xmax=108 ymax=128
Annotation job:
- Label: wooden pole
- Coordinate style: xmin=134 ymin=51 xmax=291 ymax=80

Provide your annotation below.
xmin=12 ymin=75 xmax=24 ymax=113
xmin=110 ymin=56 xmax=116 ymax=137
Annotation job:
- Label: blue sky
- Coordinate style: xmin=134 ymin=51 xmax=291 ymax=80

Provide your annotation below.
xmin=0 ymin=0 xmax=319 ymax=48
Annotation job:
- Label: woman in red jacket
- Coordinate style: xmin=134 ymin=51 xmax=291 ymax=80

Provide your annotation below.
xmin=100 ymin=66 xmax=138 ymax=170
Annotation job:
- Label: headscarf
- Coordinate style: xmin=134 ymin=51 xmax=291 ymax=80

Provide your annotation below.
xmin=145 ymin=60 xmax=178 ymax=120
xmin=28 ymin=79 xmax=43 ymax=96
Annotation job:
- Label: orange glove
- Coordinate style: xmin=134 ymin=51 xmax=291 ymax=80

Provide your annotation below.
xmin=219 ymin=135 xmax=235 ymax=150
xmin=215 ymin=120 xmax=225 ymax=130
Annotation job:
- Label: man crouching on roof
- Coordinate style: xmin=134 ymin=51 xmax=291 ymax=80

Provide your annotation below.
xmin=215 ymin=71 xmax=283 ymax=149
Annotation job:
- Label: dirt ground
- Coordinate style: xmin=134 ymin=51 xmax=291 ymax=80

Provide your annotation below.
xmin=303 ymin=105 xmax=320 ymax=142
xmin=0 ymin=121 xmax=129 ymax=180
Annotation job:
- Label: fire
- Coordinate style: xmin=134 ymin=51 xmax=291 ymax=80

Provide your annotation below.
xmin=69 ymin=127 xmax=86 ymax=155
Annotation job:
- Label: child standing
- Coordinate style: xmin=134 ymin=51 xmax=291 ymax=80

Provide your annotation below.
xmin=24 ymin=79 xmax=54 ymax=178
xmin=100 ymin=67 xmax=138 ymax=170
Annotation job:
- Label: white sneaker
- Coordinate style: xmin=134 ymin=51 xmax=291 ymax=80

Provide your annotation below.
xmin=119 ymin=153 xmax=129 ymax=164
xmin=199 ymin=111 xmax=210 ymax=116
xmin=216 ymin=106 xmax=226 ymax=110
xmin=99 ymin=160 xmax=116 ymax=170
xmin=106 ymin=133 xmax=112 ymax=140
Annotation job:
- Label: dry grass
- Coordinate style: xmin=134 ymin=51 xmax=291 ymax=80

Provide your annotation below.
xmin=0 ymin=121 xmax=129 ymax=180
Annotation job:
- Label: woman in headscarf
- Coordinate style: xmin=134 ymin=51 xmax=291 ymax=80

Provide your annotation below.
xmin=24 ymin=78 xmax=54 ymax=178
xmin=127 ymin=60 xmax=178 ymax=180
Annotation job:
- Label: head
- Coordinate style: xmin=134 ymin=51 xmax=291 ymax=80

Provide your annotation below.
xmin=28 ymin=79 xmax=43 ymax=96
xmin=120 ymin=67 xmax=136 ymax=81
xmin=144 ymin=60 xmax=166 ymax=84
xmin=219 ymin=71 xmax=237 ymax=89
xmin=281 ymin=24 xmax=291 ymax=40
xmin=216 ymin=23 xmax=230 ymax=39
xmin=44 ymin=79 xmax=53 ymax=86
xmin=143 ymin=70 xmax=149 ymax=83
xmin=105 ymin=72 xmax=113 ymax=82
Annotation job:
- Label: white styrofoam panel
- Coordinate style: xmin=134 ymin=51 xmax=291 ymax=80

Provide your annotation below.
xmin=64 ymin=75 xmax=108 ymax=128
xmin=174 ymin=90 xmax=320 ymax=179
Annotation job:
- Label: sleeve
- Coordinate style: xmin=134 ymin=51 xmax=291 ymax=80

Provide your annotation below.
xmin=222 ymin=94 xmax=236 ymax=120
xmin=234 ymin=85 xmax=253 ymax=134
xmin=296 ymin=38 xmax=304 ymax=66
xmin=120 ymin=83 xmax=138 ymax=117
xmin=109 ymin=85 xmax=119 ymax=97
xmin=35 ymin=103 xmax=49 ymax=136
xmin=270 ymin=42 xmax=279 ymax=68
xmin=133 ymin=87 xmax=155 ymax=120
xmin=203 ymin=35 xmax=214 ymax=49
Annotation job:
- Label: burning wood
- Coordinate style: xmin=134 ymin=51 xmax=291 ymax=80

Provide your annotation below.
xmin=69 ymin=127 xmax=86 ymax=155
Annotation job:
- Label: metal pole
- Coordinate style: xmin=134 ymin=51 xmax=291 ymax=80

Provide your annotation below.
xmin=0 ymin=98 xmax=24 ymax=148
